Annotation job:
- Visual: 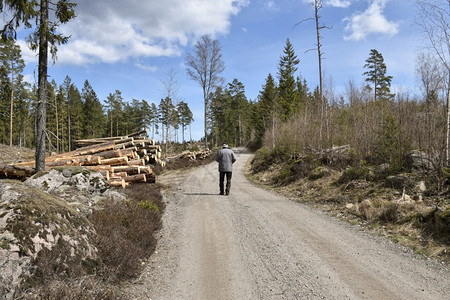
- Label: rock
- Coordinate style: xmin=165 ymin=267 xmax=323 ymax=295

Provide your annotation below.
xmin=26 ymin=167 xmax=108 ymax=194
xmin=415 ymin=181 xmax=426 ymax=193
xmin=0 ymin=180 xmax=100 ymax=297
xmin=345 ymin=203 xmax=355 ymax=209
xmin=24 ymin=167 xmax=119 ymax=213
xmin=406 ymin=150 xmax=437 ymax=172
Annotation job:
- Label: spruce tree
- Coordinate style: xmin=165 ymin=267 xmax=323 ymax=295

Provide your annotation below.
xmin=278 ymin=38 xmax=300 ymax=119
xmin=82 ymin=80 xmax=105 ymax=138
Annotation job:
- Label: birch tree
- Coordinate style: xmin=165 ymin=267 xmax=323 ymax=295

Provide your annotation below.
xmin=416 ymin=0 xmax=450 ymax=165
xmin=186 ymin=35 xmax=225 ymax=147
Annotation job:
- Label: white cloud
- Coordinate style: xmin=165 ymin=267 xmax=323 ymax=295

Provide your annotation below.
xmin=16 ymin=40 xmax=38 ymax=65
xmin=343 ymin=0 xmax=399 ymax=41
xmin=326 ymin=0 xmax=352 ymax=8
xmin=53 ymin=0 xmax=249 ymax=66
xmin=265 ymin=1 xmax=279 ymax=11
xmin=135 ymin=62 xmax=158 ymax=72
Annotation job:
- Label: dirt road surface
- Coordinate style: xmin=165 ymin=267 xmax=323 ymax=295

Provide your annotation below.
xmin=126 ymin=149 xmax=449 ymax=299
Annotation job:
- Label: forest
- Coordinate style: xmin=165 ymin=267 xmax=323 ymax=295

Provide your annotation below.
xmin=0 ymin=37 xmax=194 ymax=153
xmin=0 ymin=35 xmax=449 ymax=170
xmin=0 ymin=0 xmax=449 ymax=182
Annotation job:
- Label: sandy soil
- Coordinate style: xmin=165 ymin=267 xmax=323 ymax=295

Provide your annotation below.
xmin=125 ymin=149 xmax=449 ymax=299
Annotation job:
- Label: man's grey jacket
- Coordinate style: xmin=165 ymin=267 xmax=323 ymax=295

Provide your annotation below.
xmin=216 ymin=148 xmax=236 ymax=172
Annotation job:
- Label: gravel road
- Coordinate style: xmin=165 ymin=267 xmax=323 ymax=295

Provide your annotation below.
xmin=125 ymin=149 xmax=449 ymax=299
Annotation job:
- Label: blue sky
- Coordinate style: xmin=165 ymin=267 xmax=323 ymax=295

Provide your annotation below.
xmin=14 ymin=0 xmax=423 ymax=140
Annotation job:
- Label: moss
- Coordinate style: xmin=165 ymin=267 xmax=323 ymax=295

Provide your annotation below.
xmin=137 ymin=200 xmax=160 ymax=213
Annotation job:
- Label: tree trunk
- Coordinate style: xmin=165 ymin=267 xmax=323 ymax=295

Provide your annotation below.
xmin=315 ymin=0 xmax=324 ymax=149
xmin=9 ymin=65 xmax=14 ymax=147
xmin=446 ymin=71 xmax=450 ymax=166
xmin=35 ymin=0 xmax=48 ymax=172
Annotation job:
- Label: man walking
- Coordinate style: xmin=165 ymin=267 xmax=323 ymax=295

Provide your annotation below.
xmin=216 ymin=143 xmax=236 ymax=195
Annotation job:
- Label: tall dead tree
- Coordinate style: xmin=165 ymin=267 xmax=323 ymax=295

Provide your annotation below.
xmin=296 ymin=0 xmax=331 ymax=147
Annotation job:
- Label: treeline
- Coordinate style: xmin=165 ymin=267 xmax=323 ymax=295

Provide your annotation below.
xmin=0 ymin=39 xmax=193 ymax=153
xmin=209 ymin=39 xmax=448 ymax=171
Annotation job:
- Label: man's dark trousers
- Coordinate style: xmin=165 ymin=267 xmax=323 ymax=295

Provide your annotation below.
xmin=219 ymin=171 xmax=232 ymax=195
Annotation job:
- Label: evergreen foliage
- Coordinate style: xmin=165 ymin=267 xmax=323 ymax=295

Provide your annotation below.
xmin=363 ymin=49 xmax=394 ymax=101
xmin=278 ymin=38 xmax=300 ymax=119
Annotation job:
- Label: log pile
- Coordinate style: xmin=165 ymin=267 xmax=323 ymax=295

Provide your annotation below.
xmin=1 ymin=131 xmax=164 ymax=188
xmin=176 ymin=148 xmax=212 ymax=161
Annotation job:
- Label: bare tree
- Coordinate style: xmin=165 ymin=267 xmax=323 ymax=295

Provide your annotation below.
xmin=416 ymin=0 xmax=450 ymax=165
xmin=295 ymin=0 xmax=331 ymax=148
xmin=416 ymin=52 xmax=446 ymax=153
xmin=186 ymin=35 xmax=225 ymax=147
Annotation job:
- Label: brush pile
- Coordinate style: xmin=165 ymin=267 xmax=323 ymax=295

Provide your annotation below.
xmin=0 ymin=130 xmax=163 ymax=188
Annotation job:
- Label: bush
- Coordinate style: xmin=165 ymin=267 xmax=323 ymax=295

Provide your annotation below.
xmin=337 ymin=163 xmax=371 ymax=184
xmin=250 ymin=147 xmax=275 ymax=173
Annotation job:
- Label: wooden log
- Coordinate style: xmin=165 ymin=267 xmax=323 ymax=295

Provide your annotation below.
xmin=143 ymin=144 xmax=162 ymax=151
xmin=146 ymin=173 xmax=156 ymax=183
xmin=108 ymin=178 xmax=127 ymax=188
xmin=100 ymin=156 xmax=129 ymax=166
xmin=123 ymin=173 xmax=147 ymax=183
xmin=46 ymin=155 xmax=102 ymax=167
xmin=83 ymin=165 xmax=112 ymax=172
xmin=0 ymin=164 xmax=35 ymax=180
xmin=120 ymin=141 xmax=136 ymax=149
xmin=127 ymin=129 xmax=147 ymax=138
xmin=128 ymin=159 xmax=145 ymax=166
xmin=138 ymin=166 xmax=153 ymax=174
xmin=110 ymin=171 xmax=128 ymax=178
xmin=75 ymin=144 xmax=117 ymax=156
xmin=122 ymin=148 xmax=137 ymax=159
xmin=138 ymin=149 xmax=148 ymax=156
xmin=110 ymin=165 xmax=141 ymax=175
xmin=92 ymin=149 xmax=123 ymax=159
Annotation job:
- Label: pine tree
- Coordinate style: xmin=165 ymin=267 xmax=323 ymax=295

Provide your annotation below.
xmin=105 ymin=90 xmax=124 ymax=137
xmin=363 ymin=49 xmax=394 ymax=101
xmin=278 ymin=38 xmax=300 ymax=120
xmin=177 ymin=101 xmax=193 ymax=145
xmin=0 ymin=38 xmax=25 ymax=146
xmin=1 ymin=0 xmax=76 ymax=171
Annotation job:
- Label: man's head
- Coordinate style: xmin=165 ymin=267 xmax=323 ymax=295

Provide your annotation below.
xmin=222 ymin=143 xmax=229 ymax=148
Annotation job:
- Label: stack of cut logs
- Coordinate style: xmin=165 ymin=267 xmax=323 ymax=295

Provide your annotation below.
xmin=1 ymin=130 xmax=163 ymax=188
xmin=175 ymin=148 xmax=212 ymax=160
